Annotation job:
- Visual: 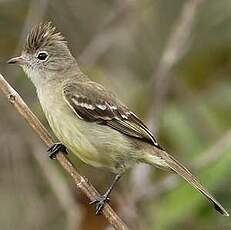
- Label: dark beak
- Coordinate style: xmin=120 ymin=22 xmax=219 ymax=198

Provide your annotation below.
xmin=7 ymin=56 xmax=26 ymax=65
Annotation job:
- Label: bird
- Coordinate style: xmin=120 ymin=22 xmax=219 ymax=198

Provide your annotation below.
xmin=8 ymin=22 xmax=229 ymax=216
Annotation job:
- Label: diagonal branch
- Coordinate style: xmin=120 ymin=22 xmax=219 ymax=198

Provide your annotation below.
xmin=0 ymin=73 xmax=128 ymax=230
xmin=31 ymin=142 xmax=83 ymax=230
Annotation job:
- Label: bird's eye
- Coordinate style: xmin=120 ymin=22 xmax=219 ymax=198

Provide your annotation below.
xmin=37 ymin=51 xmax=49 ymax=61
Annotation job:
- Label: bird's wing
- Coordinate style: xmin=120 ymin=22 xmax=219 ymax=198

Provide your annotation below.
xmin=63 ymin=81 xmax=162 ymax=148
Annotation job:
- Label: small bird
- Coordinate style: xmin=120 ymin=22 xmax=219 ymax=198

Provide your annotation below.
xmin=8 ymin=22 xmax=229 ymax=216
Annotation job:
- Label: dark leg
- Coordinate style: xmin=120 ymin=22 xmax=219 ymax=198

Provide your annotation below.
xmin=47 ymin=142 xmax=67 ymax=159
xmin=90 ymin=173 xmax=122 ymax=215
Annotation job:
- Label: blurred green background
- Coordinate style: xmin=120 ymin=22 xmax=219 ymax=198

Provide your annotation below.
xmin=0 ymin=0 xmax=230 ymax=229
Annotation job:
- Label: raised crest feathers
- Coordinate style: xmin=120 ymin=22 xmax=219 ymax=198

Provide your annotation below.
xmin=24 ymin=22 xmax=66 ymax=53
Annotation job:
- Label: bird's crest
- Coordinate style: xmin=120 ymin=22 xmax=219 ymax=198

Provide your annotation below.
xmin=24 ymin=22 xmax=66 ymax=53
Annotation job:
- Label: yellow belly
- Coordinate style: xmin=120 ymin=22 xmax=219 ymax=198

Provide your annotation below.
xmin=44 ymin=105 xmax=138 ymax=172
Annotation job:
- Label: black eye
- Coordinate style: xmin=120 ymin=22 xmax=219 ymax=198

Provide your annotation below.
xmin=37 ymin=51 xmax=48 ymax=61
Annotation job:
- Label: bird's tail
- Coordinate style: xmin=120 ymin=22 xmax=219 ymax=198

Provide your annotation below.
xmin=144 ymin=148 xmax=229 ymax=216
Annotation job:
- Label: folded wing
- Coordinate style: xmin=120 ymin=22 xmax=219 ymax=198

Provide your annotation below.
xmin=63 ymin=80 xmax=162 ymax=149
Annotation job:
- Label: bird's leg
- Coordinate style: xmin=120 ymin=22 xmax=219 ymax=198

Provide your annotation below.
xmin=47 ymin=142 xmax=67 ymax=159
xmin=90 ymin=173 xmax=122 ymax=215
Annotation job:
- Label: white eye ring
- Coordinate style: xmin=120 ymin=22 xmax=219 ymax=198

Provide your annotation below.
xmin=37 ymin=51 xmax=49 ymax=61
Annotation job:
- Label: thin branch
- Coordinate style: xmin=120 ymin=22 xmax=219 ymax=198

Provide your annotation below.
xmin=31 ymin=142 xmax=83 ymax=230
xmin=146 ymin=0 xmax=205 ymax=133
xmin=0 ymin=73 xmax=129 ymax=230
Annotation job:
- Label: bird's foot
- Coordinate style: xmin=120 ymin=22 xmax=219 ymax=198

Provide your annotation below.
xmin=90 ymin=193 xmax=110 ymax=215
xmin=47 ymin=142 xmax=67 ymax=159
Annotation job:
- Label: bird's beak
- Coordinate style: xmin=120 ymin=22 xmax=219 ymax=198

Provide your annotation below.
xmin=7 ymin=56 xmax=26 ymax=65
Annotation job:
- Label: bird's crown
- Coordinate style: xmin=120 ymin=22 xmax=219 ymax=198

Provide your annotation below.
xmin=24 ymin=22 xmax=66 ymax=53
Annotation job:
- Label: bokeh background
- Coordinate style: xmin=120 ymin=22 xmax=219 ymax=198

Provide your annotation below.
xmin=0 ymin=0 xmax=230 ymax=229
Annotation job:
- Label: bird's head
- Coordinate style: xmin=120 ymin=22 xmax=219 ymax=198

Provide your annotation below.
xmin=8 ymin=22 xmax=76 ymax=86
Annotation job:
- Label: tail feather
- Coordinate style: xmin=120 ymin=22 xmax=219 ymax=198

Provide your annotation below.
xmin=148 ymin=150 xmax=229 ymax=216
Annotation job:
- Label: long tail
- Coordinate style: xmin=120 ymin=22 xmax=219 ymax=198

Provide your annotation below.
xmin=145 ymin=149 xmax=229 ymax=216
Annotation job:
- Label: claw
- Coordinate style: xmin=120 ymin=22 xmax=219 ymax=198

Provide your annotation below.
xmin=47 ymin=142 xmax=67 ymax=159
xmin=89 ymin=173 xmax=122 ymax=215
xmin=90 ymin=194 xmax=110 ymax=215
